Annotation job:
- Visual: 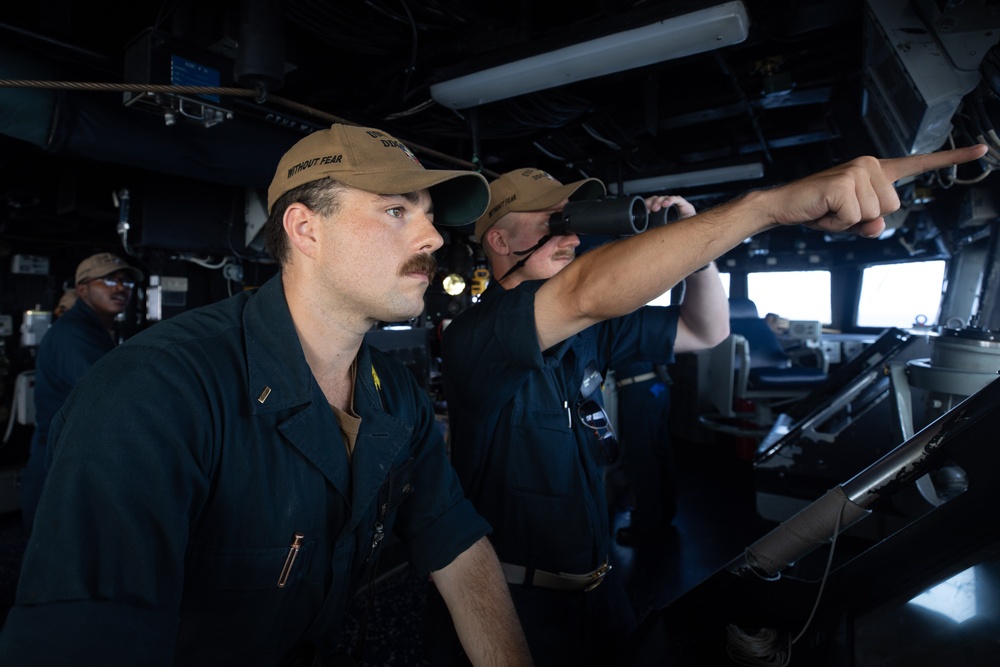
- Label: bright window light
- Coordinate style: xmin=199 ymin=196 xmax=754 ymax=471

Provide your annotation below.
xmin=857 ymin=261 xmax=946 ymax=328
xmin=647 ymin=272 xmax=729 ymax=306
xmin=748 ymin=271 xmax=831 ymax=324
xmin=908 ymin=566 xmax=978 ymax=624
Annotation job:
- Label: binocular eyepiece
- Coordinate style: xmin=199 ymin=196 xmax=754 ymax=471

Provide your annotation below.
xmin=548 ymin=197 xmax=679 ymax=237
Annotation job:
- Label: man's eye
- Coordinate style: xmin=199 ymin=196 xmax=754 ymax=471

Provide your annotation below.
xmin=387 ymin=207 xmax=404 ymax=218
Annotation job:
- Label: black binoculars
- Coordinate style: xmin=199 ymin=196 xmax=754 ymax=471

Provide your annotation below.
xmin=548 ymin=197 xmax=679 ymax=237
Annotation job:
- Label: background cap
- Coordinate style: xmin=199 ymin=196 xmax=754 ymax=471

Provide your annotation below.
xmin=75 ymin=252 xmax=144 ymax=285
xmin=474 ymin=168 xmax=606 ymax=243
xmin=56 ymin=289 xmax=77 ymax=311
xmin=267 ymin=124 xmax=489 ymax=226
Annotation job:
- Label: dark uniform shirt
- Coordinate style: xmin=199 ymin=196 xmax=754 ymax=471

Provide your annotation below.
xmin=0 ymin=275 xmax=488 ymax=666
xmin=32 ymin=299 xmax=115 ymax=456
xmin=20 ymin=299 xmax=116 ymax=529
xmin=442 ymin=280 xmax=678 ymax=575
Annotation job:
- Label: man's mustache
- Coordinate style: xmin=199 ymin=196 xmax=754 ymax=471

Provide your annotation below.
xmin=399 ymin=253 xmax=437 ymax=280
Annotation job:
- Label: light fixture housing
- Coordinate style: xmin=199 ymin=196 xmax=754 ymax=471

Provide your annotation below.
xmin=430 ymin=2 xmax=750 ymax=109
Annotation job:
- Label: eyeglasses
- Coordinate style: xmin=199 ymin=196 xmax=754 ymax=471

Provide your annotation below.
xmin=577 ymin=399 xmax=620 ymax=465
xmin=95 ymin=277 xmax=136 ymax=289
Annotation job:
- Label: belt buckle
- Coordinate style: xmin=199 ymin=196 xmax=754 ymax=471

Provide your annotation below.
xmin=583 ymin=561 xmax=611 ymax=592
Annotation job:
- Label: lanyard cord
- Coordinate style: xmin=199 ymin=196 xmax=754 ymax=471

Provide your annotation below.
xmin=495 ymin=234 xmax=553 ymax=283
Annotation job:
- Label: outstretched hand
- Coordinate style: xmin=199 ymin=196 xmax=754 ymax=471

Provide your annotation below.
xmin=766 ymin=144 xmax=989 ymax=238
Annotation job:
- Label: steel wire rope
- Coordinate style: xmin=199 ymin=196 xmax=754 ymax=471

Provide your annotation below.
xmin=0 ymin=78 xmax=495 ymax=175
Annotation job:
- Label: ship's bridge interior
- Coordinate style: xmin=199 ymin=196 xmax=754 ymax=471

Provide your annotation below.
xmin=0 ymin=1 xmax=999 ymax=665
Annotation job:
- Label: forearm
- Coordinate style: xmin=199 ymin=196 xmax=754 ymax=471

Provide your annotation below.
xmin=535 ymin=193 xmax=769 ymax=348
xmin=675 ymin=262 xmax=731 ymax=352
xmin=533 ymin=143 xmax=988 ymax=351
xmin=431 ymin=537 xmax=533 ymax=666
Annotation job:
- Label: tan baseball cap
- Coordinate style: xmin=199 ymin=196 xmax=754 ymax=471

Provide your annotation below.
xmin=56 ymin=289 xmax=78 ymax=311
xmin=267 ymin=123 xmax=490 ymax=226
xmin=75 ymin=252 xmax=144 ymax=285
xmin=474 ymin=168 xmax=606 ymax=243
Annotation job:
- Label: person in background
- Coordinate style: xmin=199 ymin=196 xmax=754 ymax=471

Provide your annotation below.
xmin=0 ymin=124 xmax=532 ymax=666
xmin=435 ymin=171 xmax=729 ymax=667
xmin=611 ymin=194 xmax=707 ymax=548
xmin=765 ymin=312 xmax=790 ymax=335
xmin=435 ymin=143 xmax=987 ymax=666
xmin=18 ymin=252 xmax=142 ymax=531
xmin=52 ymin=289 xmax=78 ymax=319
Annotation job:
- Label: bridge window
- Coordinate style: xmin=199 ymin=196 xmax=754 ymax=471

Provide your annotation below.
xmin=857 ymin=260 xmax=946 ymax=328
xmin=647 ymin=272 xmax=730 ymax=306
xmin=747 ymin=270 xmax=832 ymax=324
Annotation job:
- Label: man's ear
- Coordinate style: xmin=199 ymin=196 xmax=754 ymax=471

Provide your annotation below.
xmin=485 ymin=227 xmax=509 ymax=257
xmin=283 ymin=202 xmax=320 ymax=259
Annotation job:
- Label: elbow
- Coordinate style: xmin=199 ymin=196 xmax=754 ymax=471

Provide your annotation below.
xmin=709 ymin=321 xmax=730 ymax=347
xmin=684 ymin=320 xmax=730 ymax=352
xmin=561 ymin=281 xmax=623 ymax=322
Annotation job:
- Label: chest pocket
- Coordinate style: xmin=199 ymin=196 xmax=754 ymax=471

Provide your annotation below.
xmin=508 ymin=404 xmax=577 ymax=498
xmin=185 ymin=538 xmax=317 ymax=591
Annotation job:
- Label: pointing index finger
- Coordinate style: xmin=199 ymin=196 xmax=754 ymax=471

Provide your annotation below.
xmin=881 ymin=144 xmax=988 ymax=182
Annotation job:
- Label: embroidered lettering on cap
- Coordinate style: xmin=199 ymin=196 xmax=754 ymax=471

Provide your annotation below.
xmin=488 ymin=194 xmax=517 ymax=219
xmin=366 ymin=130 xmax=386 ymax=138
xmin=287 ymin=158 xmax=320 ymax=178
xmin=286 ymin=155 xmax=342 ymax=178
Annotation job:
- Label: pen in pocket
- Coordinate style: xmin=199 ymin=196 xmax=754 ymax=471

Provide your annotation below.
xmin=277 ymin=532 xmax=304 ymax=588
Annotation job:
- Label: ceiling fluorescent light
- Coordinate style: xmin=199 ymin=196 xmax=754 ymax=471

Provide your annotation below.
xmin=609 ymin=162 xmax=765 ymax=194
xmin=430 ymin=2 xmax=750 ymax=109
